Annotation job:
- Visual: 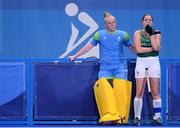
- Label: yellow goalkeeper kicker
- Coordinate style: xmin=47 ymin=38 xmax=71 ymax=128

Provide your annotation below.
xmin=94 ymin=78 xmax=120 ymax=123
xmin=113 ymin=79 xmax=132 ymax=124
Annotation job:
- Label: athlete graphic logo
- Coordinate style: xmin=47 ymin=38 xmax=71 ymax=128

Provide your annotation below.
xmin=59 ymin=3 xmax=99 ymax=58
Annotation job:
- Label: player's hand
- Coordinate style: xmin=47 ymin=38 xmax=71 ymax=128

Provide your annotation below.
xmin=68 ymin=55 xmax=77 ymax=61
xmin=145 ymin=25 xmax=154 ymax=36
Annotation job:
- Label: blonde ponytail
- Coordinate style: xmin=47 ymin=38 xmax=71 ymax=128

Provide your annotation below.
xmin=104 ymin=11 xmax=112 ymax=18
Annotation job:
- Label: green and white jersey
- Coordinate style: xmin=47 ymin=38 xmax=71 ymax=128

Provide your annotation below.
xmin=137 ymin=30 xmax=159 ymax=57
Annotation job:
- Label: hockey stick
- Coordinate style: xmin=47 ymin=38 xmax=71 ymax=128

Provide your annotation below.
xmin=146 ymin=68 xmax=154 ymax=117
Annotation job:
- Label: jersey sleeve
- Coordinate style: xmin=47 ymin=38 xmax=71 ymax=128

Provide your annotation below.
xmin=123 ymin=32 xmax=133 ymax=47
xmin=90 ymin=31 xmax=99 ymax=46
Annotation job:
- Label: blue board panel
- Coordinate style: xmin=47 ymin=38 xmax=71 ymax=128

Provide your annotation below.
xmin=0 ymin=63 xmax=26 ymax=119
xmin=34 ymin=61 xmax=99 ymax=120
xmin=168 ymin=64 xmax=180 ymax=120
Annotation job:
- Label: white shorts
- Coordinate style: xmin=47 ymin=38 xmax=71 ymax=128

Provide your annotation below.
xmin=135 ymin=56 xmax=161 ymax=78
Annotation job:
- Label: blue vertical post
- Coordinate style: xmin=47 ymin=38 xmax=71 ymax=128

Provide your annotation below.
xmin=27 ymin=59 xmax=34 ymax=126
xmin=160 ymin=59 xmax=167 ymax=126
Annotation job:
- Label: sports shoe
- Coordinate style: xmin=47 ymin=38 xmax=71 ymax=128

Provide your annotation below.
xmin=152 ymin=117 xmax=162 ymax=126
xmin=132 ymin=117 xmax=141 ymax=125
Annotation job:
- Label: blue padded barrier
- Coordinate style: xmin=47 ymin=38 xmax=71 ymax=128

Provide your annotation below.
xmin=34 ymin=60 xmax=99 ymax=121
xmin=167 ymin=63 xmax=180 ymax=120
xmin=0 ymin=59 xmax=180 ymax=126
xmin=0 ymin=62 xmax=26 ymax=120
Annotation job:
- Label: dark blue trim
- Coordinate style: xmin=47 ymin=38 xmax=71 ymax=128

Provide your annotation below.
xmin=153 ymin=108 xmax=161 ymax=113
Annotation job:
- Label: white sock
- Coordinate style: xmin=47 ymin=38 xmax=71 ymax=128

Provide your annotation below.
xmin=134 ymin=97 xmax=143 ymax=119
xmin=153 ymin=99 xmax=162 ymax=119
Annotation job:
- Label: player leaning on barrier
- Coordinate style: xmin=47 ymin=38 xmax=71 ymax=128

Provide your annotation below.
xmin=133 ymin=14 xmax=162 ymax=126
xmin=68 ymin=12 xmax=135 ymax=125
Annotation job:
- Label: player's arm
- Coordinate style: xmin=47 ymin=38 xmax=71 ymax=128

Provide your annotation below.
xmin=134 ymin=30 xmax=154 ymax=53
xmin=128 ymin=44 xmax=136 ymax=53
xmin=68 ymin=31 xmax=99 ymax=61
xmin=145 ymin=25 xmax=161 ymax=51
xmin=150 ymin=30 xmax=161 ymax=51
xmin=68 ymin=42 xmax=94 ymax=61
xmin=123 ymin=32 xmax=136 ymax=53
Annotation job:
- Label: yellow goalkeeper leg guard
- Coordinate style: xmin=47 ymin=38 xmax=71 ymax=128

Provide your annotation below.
xmin=94 ymin=78 xmax=120 ymax=123
xmin=113 ymin=79 xmax=132 ymax=124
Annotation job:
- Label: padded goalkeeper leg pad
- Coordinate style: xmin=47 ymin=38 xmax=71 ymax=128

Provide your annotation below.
xmin=113 ymin=79 xmax=132 ymax=124
xmin=94 ymin=78 xmax=120 ymax=123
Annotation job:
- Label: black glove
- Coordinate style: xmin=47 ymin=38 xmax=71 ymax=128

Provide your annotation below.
xmin=145 ymin=25 xmax=154 ymax=36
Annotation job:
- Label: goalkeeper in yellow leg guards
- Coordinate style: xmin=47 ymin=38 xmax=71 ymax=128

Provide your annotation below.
xmin=68 ymin=12 xmax=135 ymax=125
